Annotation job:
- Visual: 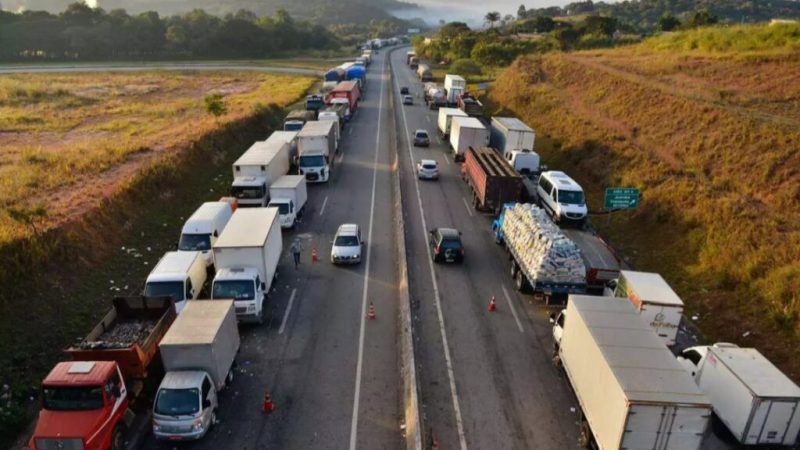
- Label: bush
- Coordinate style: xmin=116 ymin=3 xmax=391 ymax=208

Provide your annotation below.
xmin=449 ymin=59 xmax=483 ymax=76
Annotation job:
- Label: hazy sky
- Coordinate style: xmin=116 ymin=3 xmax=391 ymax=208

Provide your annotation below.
xmin=395 ymin=0 xmax=598 ymax=25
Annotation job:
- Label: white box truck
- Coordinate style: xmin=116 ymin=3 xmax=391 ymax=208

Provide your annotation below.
xmin=677 ymin=344 xmax=800 ymax=446
xmin=267 ymin=130 xmax=299 ymax=169
xmin=297 ymin=120 xmax=336 ymax=183
xmin=230 ymin=139 xmax=290 ymax=207
xmin=317 ymin=110 xmax=341 ymax=150
xmin=554 ymin=296 xmax=711 ymax=450
xmin=210 ymin=208 xmax=282 ymax=324
xmin=610 ymin=270 xmax=684 ymax=346
xmin=449 ymin=116 xmax=490 ymax=162
xmin=267 ymin=175 xmax=308 ymax=229
xmin=178 ymin=202 xmax=234 ymax=267
xmin=153 ymin=300 xmax=240 ymax=441
xmin=443 ymin=74 xmax=466 ymax=106
xmin=144 ymin=251 xmax=207 ymax=314
xmin=437 ymin=107 xmax=468 ymax=138
xmin=490 ymin=117 xmax=540 ymax=176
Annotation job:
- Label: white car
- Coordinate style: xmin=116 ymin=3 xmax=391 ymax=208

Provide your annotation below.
xmin=416 ymin=159 xmax=438 ymax=180
xmin=331 ymin=223 xmax=363 ymax=264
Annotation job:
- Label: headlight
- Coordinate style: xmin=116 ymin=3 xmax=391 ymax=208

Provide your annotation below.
xmin=248 ymin=304 xmax=255 ymax=312
xmin=192 ymin=419 xmax=204 ymax=431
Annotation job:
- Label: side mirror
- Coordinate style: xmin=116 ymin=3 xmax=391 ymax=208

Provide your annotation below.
xmin=261 ymin=282 xmax=266 ymax=291
xmin=111 ymin=386 xmax=121 ymax=398
xmin=548 ymin=313 xmax=556 ymax=324
xmin=203 ymin=399 xmax=211 ymax=409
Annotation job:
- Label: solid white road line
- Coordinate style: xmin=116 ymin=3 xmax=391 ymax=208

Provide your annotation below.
xmin=443 ymin=154 xmax=450 ymax=165
xmin=462 ymin=197 xmax=474 ymax=217
xmin=278 ymin=288 xmax=297 ymax=335
xmin=501 ymin=285 xmax=525 ymax=333
xmin=436 ymin=136 xmax=442 ymax=145
xmin=349 ymin=53 xmax=386 ymax=450
xmin=319 ymin=196 xmax=329 ymax=216
xmin=394 ymin=58 xmax=469 ymax=450
xmin=425 ymin=115 xmax=431 ymax=123
xmin=348 ymin=127 xmax=353 ymax=136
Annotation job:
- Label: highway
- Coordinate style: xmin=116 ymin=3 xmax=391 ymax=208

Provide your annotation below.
xmin=140 ymin=50 xmax=401 ymax=450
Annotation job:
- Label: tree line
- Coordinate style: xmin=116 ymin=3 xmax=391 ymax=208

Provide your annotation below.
xmin=0 ymin=2 xmax=339 ymax=61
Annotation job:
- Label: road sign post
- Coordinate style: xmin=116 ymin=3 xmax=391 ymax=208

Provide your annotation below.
xmin=604 ymin=187 xmax=640 ymax=211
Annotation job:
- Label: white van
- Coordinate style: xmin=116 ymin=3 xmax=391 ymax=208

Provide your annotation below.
xmin=178 ymin=202 xmax=234 ymax=267
xmin=504 ymin=149 xmax=541 ymax=177
xmin=536 ymin=171 xmax=588 ymax=224
xmin=144 ymin=251 xmax=207 ymax=313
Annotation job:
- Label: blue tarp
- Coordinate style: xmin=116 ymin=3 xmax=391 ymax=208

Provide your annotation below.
xmin=324 ymin=69 xmax=342 ymax=82
xmin=345 ymin=66 xmax=366 ymax=82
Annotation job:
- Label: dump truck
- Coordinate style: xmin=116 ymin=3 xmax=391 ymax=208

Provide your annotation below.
xmin=461 ymin=147 xmax=522 ymax=214
xmin=492 ymin=203 xmax=586 ymax=303
xmin=457 ymin=93 xmax=484 ymax=118
xmin=553 ymin=296 xmax=712 ymax=450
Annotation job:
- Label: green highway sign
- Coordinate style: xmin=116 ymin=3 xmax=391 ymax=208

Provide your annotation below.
xmin=604 ymin=187 xmax=640 ymax=210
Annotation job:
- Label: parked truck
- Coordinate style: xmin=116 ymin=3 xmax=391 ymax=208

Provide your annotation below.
xmin=327 ymin=99 xmax=352 ymax=123
xmin=409 ymin=57 xmax=419 ymax=70
xmin=230 ymin=139 xmax=291 ymax=207
xmin=449 ymin=116 xmax=490 ymax=161
xmin=405 ymin=51 xmax=416 ymax=65
xmin=490 ymin=117 xmax=540 ymax=176
xmin=28 ymin=297 xmax=177 ymax=450
xmin=493 ymin=203 xmax=586 ymax=302
xmin=267 ymin=175 xmax=308 ymax=229
xmin=178 ymin=201 xmax=234 ymax=267
xmin=210 ymin=208 xmax=283 ymax=324
xmin=677 ymin=343 xmax=800 ymax=447
xmin=437 ymin=107 xmax=468 ymax=138
xmin=325 ymin=80 xmax=360 ymax=115
xmin=417 ymin=64 xmax=432 ymax=81
xmin=424 ymin=83 xmax=446 ymax=109
xmin=458 ymin=93 xmax=484 ymax=118
xmin=607 ymin=270 xmax=682 ymax=346
xmin=317 ymin=110 xmax=341 ymax=149
xmin=152 ymin=300 xmax=240 ymax=442
xmin=267 ymin=130 xmax=299 ymax=170
xmin=297 ymin=120 xmax=337 ymax=183
xmin=304 ymin=94 xmax=324 ymax=113
xmin=552 ymin=296 xmax=712 ymax=450
xmin=561 ymin=228 xmax=621 ymax=294
xmin=144 ymin=251 xmax=207 ymax=314
xmin=444 ymin=74 xmax=466 ymax=106
xmin=461 ymin=147 xmax=522 ymax=214
xmin=283 ymin=109 xmax=317 ymax=132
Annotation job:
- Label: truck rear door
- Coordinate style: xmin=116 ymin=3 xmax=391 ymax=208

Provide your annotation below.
xmin=624 ymin=404 xmax=708 ymax=450
xmin=752 ymin=400 xmax=797 ymax=444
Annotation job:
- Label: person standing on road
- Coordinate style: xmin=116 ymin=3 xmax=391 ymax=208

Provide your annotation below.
xmin=290 ymin=239 xmax=302 ymax=269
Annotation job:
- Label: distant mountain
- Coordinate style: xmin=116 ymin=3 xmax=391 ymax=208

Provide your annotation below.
xmin=1 ymin=0 xmax=420 ymax=25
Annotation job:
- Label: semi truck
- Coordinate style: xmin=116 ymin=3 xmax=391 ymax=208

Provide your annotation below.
xmin=552 ymin=296 xmax=712 ymax=450
xmin=677 ymin=344 xmax=800 ymax=447
xmin=230 ymin=139 xmax=291 ymax=207
xmin=493 ymin=203 xmax=586 ymax=303
xmin=297 ymin=120 xmax=337 ymax=183
xmin=211 ymin=208 xmax=283 ymax=324
xmin=417 ymin=64 xmax=432 ymax=81
xmin=152 ymin=300 xmax=240 ymax=442
xmin=28 ymin=297 xmax=177 ymax=450
xmin=283 ymin=109 xmax=316 ymax=132
xmin=608 ymin=270 xmax=682 ymax=346
xmin=267 ymin=175 xmax=308 ymax=229
xmin=444 ymin=74 xmax=466 ymax=106
xmin=461 ymin=147 xmax=522 ymax=214
xmin=437 ymin=107 xmax=468 ymax=138
xmin=449 ymin=116 xmax=490 ymax=161
xmin=325 ymin=80 xmax=360 ymax=115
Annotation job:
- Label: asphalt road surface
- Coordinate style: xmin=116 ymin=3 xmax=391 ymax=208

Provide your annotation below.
xmin=139 ymin=50 xmax=401 ymax=450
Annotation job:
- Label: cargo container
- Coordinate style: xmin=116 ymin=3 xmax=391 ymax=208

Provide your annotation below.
xmin=461 ymin=147 xmax=522 ymax=214
xmin=554 ymin=296 xmax=711 ymax=450
xmin=437 ymin=107 xmax=468 ymax=138
xmin=444 ymin=74 xmax=466 ymax=106
xmin=267 ymin=175 xmax=308 ymax=229
xmin=610 ymin=270 xmax=682 ymax=345
xmin=297 ymin=120 xmax=337 ymax=183
xmin=325 ymin=80 xmax=361 ymax=114
xmin=678 ymin=344 xmax=800 ymax=446
xmin=449 ymin=116 xmax=490 ymax=161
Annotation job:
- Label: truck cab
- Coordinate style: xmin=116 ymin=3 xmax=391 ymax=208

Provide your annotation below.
xmin=152 ymin=371 xmax=218 ymax=441
xmin=330 ymin=98 xmax=352 ymax=121
xmin=304 ymin=94 xmax=324 ymax=112
xmin=211 ymin=268 xmax=266 ymax=323
xmin=231 ymin=175 xmax=268 ymax=207
xmin=144 ymin=251 xmax=207 ymax=314
xmin=28 ymin=361 xmax=129 ymax=450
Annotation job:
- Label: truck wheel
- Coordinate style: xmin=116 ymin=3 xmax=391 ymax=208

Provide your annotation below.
xmin=578 ymin=422 xmax=592 ymax=448
xmin=226 ymin=368 xmax=234 ymax=386
xmin=110 ymin=425 xmax=124 ymax=450
xmin=257 ymin=307 xmax=265 ymax=326
xmin=515 ymin=270 xmax=529 ymax=293
xmin=510 ymin=261 xmax=518 ymax=278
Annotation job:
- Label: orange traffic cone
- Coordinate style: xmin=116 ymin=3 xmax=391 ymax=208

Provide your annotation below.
xmin=262 ymin=390 xmax=275 ymax=413
xmin=488 ymin=295 xmax=497 ymax=312
xmin=311 ymin=248 xmax=318 ymax=263
xmin=367 ymin=302 xmax=376 ymax=320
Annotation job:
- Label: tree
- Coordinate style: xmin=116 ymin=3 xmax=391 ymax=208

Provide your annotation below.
xmin=687 ymin=9 xmax=719 ymax=28
xmin=583 ymin=15 xmax=617 ymax=36
xmin=517 ymin=4 xmax=527 ymax=20
xmin=485 ymin=11 xmax=501 ymax=29
xmin=657 ymin=12 xmax=680 ymax=32
xmin=450 ymin=58 xmax=482 ymax=76
xmin=204 ymin=93 xmax=227 ymax=119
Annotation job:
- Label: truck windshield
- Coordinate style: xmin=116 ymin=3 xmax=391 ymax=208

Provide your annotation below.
xmin=231 ymin=185 xmax=265 ymax=200
xmin=154 ymin=388 xmax=199 ymax=416
xmin=284 ymin=122 xmax=303 ymax=132
xmin=557 ymin=190 xmax=585 ymax=205
xmin=269 ymin=202 xmax=290 ymax=215
xmin=212 ymin=280 xmax=255 ymax=300
xmin=43 ymin=386 xmax=104 ymax=411
xmin=144 ymin=281 xmax=185 ymax=302
xmin=178 ymin=233 xmax=211 ymax=251
xmin=299 ymin=155 xmax=326 ymax=168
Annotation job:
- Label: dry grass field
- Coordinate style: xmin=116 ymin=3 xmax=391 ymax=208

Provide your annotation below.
xmin=0 ymin=72 xmax=315 ymax=244
xmin=490 ymin=24 xmax=800 ymax=378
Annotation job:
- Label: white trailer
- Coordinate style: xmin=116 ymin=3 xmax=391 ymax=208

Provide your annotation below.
xmin=611 ymin=270 xmax=684 ymax=346
xmin=437 ymin=107 xmax=468 ymax=138
xmin=211 ymin=208 xmax=282 ymax=324
xmin=230 ymin=139 xmax=290 ymax=207
xmin=557 ymin=296 xmax=711 ymax=450
xmin=490 ymin=117 xmax=536 ymax=154
xmin=267 ymin=130 xmax=299 ymax=168
xmin=297 ymin=120 xmax=337 ymax=183
xmin=443 ymin=74 xmax=466 ymax=106
xmin=317 ymin=110 xmax=341 ymax=148
xmin=682 ymin=345 xmax=800 ymax=446
xmin=267 ymin=175 xmax=308 ymax=229
xmin=449 ymin=116 xmax=489 ymax=161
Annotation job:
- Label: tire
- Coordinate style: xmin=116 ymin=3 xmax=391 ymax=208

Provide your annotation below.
xmin=226 ymin=367 xmax=234 ymax=386
xmin=510 ymin=260 xmax=518 ymax=278
xmin=110 ymin=425 xmax=124 ymax=450
xmin=210 ymin=409 xmax=217 ymax=430
xmin=515 ymin=270 xmax=529 ymax=293
xmin=257 ymin=306 xmax=265 ymax=326
xmin=578 ymin=422 xmax=592 ymax=448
